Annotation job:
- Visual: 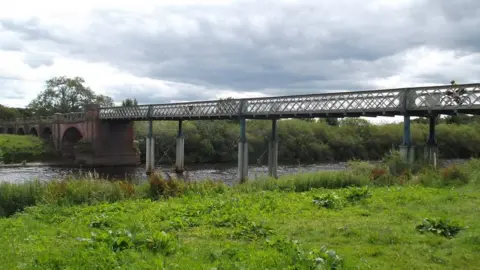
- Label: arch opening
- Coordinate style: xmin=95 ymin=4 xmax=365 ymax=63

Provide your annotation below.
xmin=61 ymin=127 xmax=83 ymax=158
xmin=41 ymin=127 xmax=53 ymax=140
xmin=29 ymin=128 xmax=38 ymax=136
xmin=6 ymin=128 xmax=14 ymax=134
xmin=17 ymin=128 xmax=25 ymax=135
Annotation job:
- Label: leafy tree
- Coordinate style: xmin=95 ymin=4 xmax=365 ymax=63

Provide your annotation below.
xmin=326 ymin=118 xmax=339 ymax=126
xmin=96 ymin=95 xmax=114 ymax=107
xmin=27 ymin=76 xmax=114 ymax=116
xmin=0 ymin=105 xmax=20 ymax=120
xmin=122 ymin=98 xmax=138 ymax=107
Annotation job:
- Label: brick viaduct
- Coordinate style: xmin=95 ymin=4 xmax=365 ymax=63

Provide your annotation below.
xmin=0 ymin=105 xmax=140 ymax=166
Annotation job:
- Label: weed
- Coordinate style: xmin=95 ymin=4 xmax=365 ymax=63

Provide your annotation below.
xmin=344 ymin=186 xmax=372 ymax=204
xmin=313 ymin=192 xmax=343 ymax=209
xmin=416 ymin=218 xmax=465 ymax=238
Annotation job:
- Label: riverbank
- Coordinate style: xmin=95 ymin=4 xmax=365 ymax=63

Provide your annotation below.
xmin=0 ymin=134 xmax=54 ymax=164
xmin=0 ymin=159 xmax=479 ymax=268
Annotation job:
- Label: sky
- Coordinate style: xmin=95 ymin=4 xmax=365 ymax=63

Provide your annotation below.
xmin=1 ymin=0 xmax=479 ymax=124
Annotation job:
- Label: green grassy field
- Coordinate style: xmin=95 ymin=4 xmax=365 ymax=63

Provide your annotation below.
xmin=1 ymin=158 xmax=479 ymax=269
xmin=0 ymin=134 xmax=47 ymax=163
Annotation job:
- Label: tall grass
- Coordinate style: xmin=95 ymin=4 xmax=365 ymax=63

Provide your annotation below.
xmin=1 ymin=158 xmax=479 ymax=217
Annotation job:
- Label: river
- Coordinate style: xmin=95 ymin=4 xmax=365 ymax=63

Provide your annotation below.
xmin=0 ymin=159 xmax=466 ymax=185
xmin=0 ymin=162 xmax=349 ymax=185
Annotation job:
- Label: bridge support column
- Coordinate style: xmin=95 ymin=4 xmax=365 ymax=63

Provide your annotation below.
xmin=424 ymin=115 xmax=438 ymax=168
xmin=175 ymin=120 xmax=185 ymax=173
xmin=400 ymin=114 xmax=415 ymax=164
xmin=238 ymin=118 xmax=248 ymax=183
xmin=145 ymin=120 xmax=155 ymax=175
xmin=268 ymin=119 xmax=278 ymax=178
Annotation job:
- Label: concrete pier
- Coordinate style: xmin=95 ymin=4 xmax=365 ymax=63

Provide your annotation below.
xmin=175 ymin=120 xmax=185 ymax=173
xmin=267 ymin=119 xmax=278 ymax=178
xmin=145 ymin=120 xmax=155 ymax=175
xmin=424 ymin=115 xmax=438 ymax=168
xmin=401 ymin=114 xmax=415 ymax=163
xmin=238 ymin=118 xmax=248 ymax=183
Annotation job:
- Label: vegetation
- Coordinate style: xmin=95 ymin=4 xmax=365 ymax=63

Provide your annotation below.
xmin=134 ymin=118 xmax=480 ymax=165
xmin=0 ymin=157 xmax=479 ymax=268
xmin=0 ymin=134 xmax=47 ymax=163
xmin=27 ymin=76 xmax=114 ymax=116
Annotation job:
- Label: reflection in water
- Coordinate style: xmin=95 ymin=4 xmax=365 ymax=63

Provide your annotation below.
xmin=0 ymin=162 xmax=348 ymax=185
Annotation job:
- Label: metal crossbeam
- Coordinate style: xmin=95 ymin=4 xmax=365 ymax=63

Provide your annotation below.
xmin=99 ymin=83 xmax=480 ymax=120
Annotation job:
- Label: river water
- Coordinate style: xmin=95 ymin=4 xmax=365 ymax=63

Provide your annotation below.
xmin=0 ymin=162 xmax=349 ymax=185
xmin=0 ymin=159 xmax=466 ymax=185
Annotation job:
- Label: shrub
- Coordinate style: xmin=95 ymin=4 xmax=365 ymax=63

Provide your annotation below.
xmin=148 ymin=172 xmax=186 ymax=199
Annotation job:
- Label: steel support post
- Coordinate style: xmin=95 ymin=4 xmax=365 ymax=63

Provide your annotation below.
xmin=146 ymin=120 xmax=155 ymax=175
xmin=268 ymin=119 xmax=278 ymax=178
xmin=238 ymin=118 xmax=248 ymax=183
xmin=400 ymin=114 xmax=415 ymax=164
xmin=424 ymin=115 xmax=439 ymax=168
xmin=175 ymin=120 xmax=185 ymax=173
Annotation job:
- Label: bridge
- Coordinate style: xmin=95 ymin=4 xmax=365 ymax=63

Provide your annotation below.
xmin=1 ymin=83 xmax=479 ymax=182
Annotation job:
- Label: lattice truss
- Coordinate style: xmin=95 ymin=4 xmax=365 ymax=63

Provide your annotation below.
xmin=96 ymin=83 xmax=480 ymax=120
xmin=410 ymin=84 xmax=480 ymax=110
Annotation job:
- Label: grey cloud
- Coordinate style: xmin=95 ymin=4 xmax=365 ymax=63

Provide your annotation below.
xmin=1 ymin=0 xmax=480 ymax=103
xmin=23 ymin=53 xmax=54 ymax=68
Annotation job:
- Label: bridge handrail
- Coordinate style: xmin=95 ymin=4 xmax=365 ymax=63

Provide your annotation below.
xmin=2 ymin=83 xmax=480 ymax=124
xmin=97 ymin=83 xmax=480 ymax=119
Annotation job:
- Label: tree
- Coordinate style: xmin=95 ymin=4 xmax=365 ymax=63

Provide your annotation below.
xmin=0 ymin=105 xmax=33 ymax=120
xmin=122 ymin=98 xmax=138 ymax=107
xmin=0 ymin=105 xmax=20 ymax=120
xmin=27 ymin=76 xmax=114 ymax=116
xmin=326 ymin=118 xmax=339 ymax=126
xmin=96 ymin=95 xmax=115 ymax=107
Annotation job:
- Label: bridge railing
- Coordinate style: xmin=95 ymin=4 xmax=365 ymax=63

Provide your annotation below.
xmin=98 ymin=83 xmax=480 ymax=120
xmin=0 ymin=112 xmax=85 ymax=126
xmin=410 ymin=84 xmax=480 ymax=111
xmin=2 ymin=83 xmax=480 ymax=125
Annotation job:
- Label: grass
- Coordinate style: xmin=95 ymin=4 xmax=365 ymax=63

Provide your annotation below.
xmin=0 ymin=134 xmax=47 ymax=163
xmin=0 ymin=157 xmax=479 ymax=269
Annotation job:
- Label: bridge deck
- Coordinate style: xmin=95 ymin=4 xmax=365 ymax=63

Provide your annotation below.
xmin=1 ymin=83 xmax=480 ymax=125
xmin=99 ymin=83 xmax=480 ymax=121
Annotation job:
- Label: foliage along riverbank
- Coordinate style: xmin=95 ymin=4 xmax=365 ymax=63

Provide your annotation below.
xmin=0 ymin=155 xmax=479 ymax=268
xmin=0 ymin=134 xmax=53 ymax=164
xmin=134 ymin=119 xmax=480 ymax=165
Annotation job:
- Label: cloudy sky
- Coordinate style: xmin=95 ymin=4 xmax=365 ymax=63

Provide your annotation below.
xmin=0 ymin=0 xmax=479 ymax=123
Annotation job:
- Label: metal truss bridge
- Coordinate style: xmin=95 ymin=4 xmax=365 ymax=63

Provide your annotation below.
xmin=99 ymin=83 xmax=480 ymax=121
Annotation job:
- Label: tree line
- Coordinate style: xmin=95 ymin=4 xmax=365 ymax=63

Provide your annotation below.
xmin=133 ymin=118 xmax=480 ymax=165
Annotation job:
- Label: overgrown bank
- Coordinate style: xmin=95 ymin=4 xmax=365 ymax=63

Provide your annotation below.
xmin=134 ymin=119 xmax=480 ymax=165
xmin=0 ymin=134 xmax=53 ymax=164
xmin=0 ymin=157 xmax=479 ymax=268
